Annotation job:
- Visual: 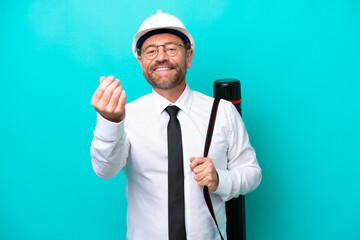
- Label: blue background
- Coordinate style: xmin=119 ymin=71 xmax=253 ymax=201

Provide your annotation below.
xmin=1 ymin=0 xmax=359 ymax=239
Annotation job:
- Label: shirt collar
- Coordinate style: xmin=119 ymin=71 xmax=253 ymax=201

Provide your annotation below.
xmin=152 ymin=84 xmax=193 ymax=115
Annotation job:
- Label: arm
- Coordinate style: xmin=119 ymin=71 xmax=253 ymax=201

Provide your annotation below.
xmin=190 ymin=102 xmax=262 ymax=201
xmin=213 ymin=103 xmax=262 ymax=201
xmin=90 ymin=75 xmax=128 ymax=179
xmin=91 ymin=113 xmax=129 ymax=179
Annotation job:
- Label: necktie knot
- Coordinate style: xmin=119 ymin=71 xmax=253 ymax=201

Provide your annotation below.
xmin=165 ymin=105 xmax=180 ymax=117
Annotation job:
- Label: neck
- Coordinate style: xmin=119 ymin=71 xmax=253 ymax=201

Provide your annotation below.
xmin=153 ymin=81 xmax=186 ymax=103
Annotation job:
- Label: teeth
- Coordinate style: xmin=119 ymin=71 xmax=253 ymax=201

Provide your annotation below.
xmin=155 ymin=67 xmax=171 ymax=71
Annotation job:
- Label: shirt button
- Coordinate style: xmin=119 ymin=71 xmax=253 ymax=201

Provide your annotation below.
xmin=184 ymin=205 xmax=187 ymax=211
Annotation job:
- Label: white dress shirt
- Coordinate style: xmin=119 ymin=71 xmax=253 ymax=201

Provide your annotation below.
xmin=91 ymin=85 xmax=262 ymax=240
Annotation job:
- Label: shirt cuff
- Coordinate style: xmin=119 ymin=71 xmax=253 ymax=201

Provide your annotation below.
xmin=212 ymin=169 xmax=231 ymax=198
xmin=94 ymin=113 xmax=125 ymax=141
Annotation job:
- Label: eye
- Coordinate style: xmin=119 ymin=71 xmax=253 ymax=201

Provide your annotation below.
xmin=166 ymin=44 xmax=178 ymax=54
xmin=147 ymin=50 xmax=156 ymax=54
xmin=145 ymin=47 xmax=157 ymax=56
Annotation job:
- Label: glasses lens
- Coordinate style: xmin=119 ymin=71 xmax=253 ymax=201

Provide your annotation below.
xmin=143 ymin=43 xmax=182 ymax=59
xmin=144 ymin=45 xmax=158 ymax=59
xmin=165 ymin=43 xmax=179 ymax=57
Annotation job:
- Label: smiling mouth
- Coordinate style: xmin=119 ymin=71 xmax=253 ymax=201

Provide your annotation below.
xmin=153 ymin=67 xmax=173 ymax=72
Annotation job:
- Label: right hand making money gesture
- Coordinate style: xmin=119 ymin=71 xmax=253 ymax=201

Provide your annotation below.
xmin=91 ymin=75 xmax=127 ymax=123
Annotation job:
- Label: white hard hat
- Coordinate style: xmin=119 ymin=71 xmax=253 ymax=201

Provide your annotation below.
xmin=132 ymin=10 xmax=195 ymax=58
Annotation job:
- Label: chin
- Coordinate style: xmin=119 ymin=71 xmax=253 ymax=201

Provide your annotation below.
xmin=148 ymin=77 xmax=184 ymax=90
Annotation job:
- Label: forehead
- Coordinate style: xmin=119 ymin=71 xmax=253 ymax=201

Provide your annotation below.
xmin=142 ymin=33 xmax=183 ymax=47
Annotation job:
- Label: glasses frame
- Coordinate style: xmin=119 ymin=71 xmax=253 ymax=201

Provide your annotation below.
xmin=140 ymin=42 xmax=189 ymax=60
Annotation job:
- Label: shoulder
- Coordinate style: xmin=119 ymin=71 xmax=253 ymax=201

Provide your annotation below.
xmin=193 ymin=89 xmax=236 ymax=110
xmin=124 ymin=93 xmax=155 ymax=120
xmin=126 ymin=93 xmax=152 ymax=109
xmin=188 ymin=90 xmax=214 ymax=117
xmin=218 ymin=98 xmax=239 ymax=116
xmin=190 ymin=90 xmax=214 ymax=108
xmin=189 ymin=89 xmax=238 ymax=115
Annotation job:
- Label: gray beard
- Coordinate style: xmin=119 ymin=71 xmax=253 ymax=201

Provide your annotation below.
xmin=143 ymin=58 xmax=188 ymax=90
xmin=145 ymin=68 xmax=187 ymax=90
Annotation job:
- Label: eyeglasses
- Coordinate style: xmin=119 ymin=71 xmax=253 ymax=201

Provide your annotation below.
xmin=140 ymin=42 xmax=189 ymax=60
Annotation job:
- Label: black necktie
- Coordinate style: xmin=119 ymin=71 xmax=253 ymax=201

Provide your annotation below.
xmin=165 ymin=106 xmax=186 ymax=240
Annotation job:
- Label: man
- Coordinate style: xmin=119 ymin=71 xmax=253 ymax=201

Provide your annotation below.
xmin=90 ymin=10 xmax=261 ymax=240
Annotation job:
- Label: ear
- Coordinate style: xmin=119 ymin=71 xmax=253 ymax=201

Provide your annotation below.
xmin=137 ymin=55 xmax=143 ymax=68
xmin=186 ymin=49 xmax=194 ymax=69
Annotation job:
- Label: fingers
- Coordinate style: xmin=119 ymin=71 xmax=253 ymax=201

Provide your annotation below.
xmin=92 ymin=75 xmax=115 ymax=104
xmin=190 ymin=157 xmax=219 ymax=191
xmin=191 ymin=158 xmax=211 ymax=180
xmin=116 ymin=89 xmax=126 ymax=112
xmin=102 ymin=79 xmax=121 ymax=111
xmin=91 ymin=75 xmax=126 ymax=123
xmin=190 ymin=157 xmax=207 ymax=172
xmin=98 ymin=78 xmax=119 ymax=106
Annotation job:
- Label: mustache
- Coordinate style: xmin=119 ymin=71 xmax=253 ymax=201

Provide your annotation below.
xmin=151 ymin=61 xmax=176 ymax=70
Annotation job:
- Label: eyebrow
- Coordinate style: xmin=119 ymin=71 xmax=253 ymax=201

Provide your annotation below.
xmin=142 ymin=42 xmax=180 ymax=49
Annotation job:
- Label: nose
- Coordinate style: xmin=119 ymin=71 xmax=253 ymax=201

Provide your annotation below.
xmin=155 ymin=45 xmax=169 ymax=61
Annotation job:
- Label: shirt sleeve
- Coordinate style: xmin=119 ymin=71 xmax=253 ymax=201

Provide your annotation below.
xmin=90 ymin=113 xmax=130 ymax=179
xmin=212 ymin=102 xmax=262 ymax=201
